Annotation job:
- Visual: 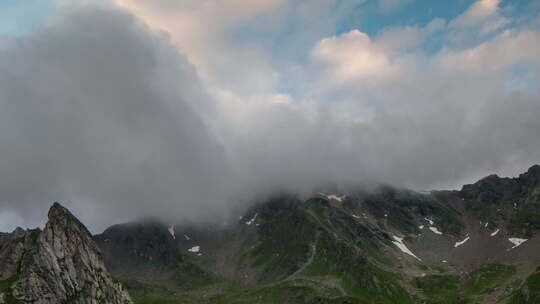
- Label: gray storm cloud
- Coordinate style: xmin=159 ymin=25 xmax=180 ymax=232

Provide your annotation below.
xmin=1 ymin=2 xmax=540 ymax=232
xmin=0 ymin=5 xmax=234 ymax=231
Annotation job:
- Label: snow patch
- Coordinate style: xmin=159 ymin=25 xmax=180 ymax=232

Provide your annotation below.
xmin=245 ymin=213 xmax=258 ymax=225
xmin=418 ymin=225 xmax=424 ymax=230
xmin=168 ymin=225 xmax=175 ymax=239
xmin=454 ymin=236 xmax=470 ymax=248
xmin=391 ymin=235 xmax=421 ymax=261
xmin=327 ymin=194 xmax=345 ymax=202
xmin=484 ymin=222 xmax=488 ymax=228
xmin=352 ymin=214 xmax=361 ymax=220
xmin=429 ymin=227 xmax=443 ymax=235
xmin=188 ymin=246 xmax=200 ymax=253
xmin=508 ymin=238 xmax=527 ymax=249
xmin=317 ymin=192 xmax=345 ymax=202
xmin=441 ymin=260 xmax=448 ymax=263
xmin=490 ymin=229 xmax=500 ymax=237
xmin=424 ymin=218 xmax=434 ymax=225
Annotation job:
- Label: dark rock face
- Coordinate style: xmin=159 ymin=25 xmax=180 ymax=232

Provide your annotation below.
xmin=97 ymin=221 xmax=179 ymax=264
xmin=0 ymin=202 xmax=132 ymax=304
xmin=519 ymin=164 xmax=540 ymax=188
xmin=461 ymin=165 xmax=540 ymax=204
xmin=458 ymin=165 xmax=540 ymax=236
xmin=0 ymin=227 xmax=30 ymax=280
xmin=461 ymin=174 xmax=521 ymax=204
xmin=95 ymin=220 xmax=181 ymax=277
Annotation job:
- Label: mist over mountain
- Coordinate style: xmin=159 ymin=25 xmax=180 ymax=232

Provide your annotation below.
xmin=1 ymin=1 xmax=540 ymax=303
xmin=0 ymin=1 xmax=539 ymax=235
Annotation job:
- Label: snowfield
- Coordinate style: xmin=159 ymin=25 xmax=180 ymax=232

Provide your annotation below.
xmin=391 ymin=235 xmax=421 ymax=261
xmin=508 ymin=238 xmax=527 ymax=249
xmin=245 ymin=213 xmax=258 ymax=225
xmin=188 ymin=246 xmax=200 ymax=253
xmin=327 ymin=194 xmax=344 ymax=202
xmin=429 ymin=227 xmax=443 ymax=235
xmin=454 ymin=236 xmax=470 ymax=248
xmin=168 ymin=225 xmax=175 ymax=239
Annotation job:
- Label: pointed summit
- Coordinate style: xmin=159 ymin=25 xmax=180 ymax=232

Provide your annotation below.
xmin=48 ymin=201 xmax=78 ymax=221
xmin=46 ymin=201 xmax=93 ymax=239
xmin=6 ymin=202 xmax=133 ymax=304
xmin=48 ymin=201 xmax=65 ymax=215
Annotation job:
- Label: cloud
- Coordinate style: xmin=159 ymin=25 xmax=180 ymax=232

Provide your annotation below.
xmin=376 ymin=18 xmax=446 ymax=51
xmin=113 ymin=0 xmax=286 ymax=96
xmin=378 ymin=0 xmax=414 ymax=14
xmin=447 ymin=0 xmax=509 ymax=48
xmin=0 ymin=1 xmax=539 ymax=232
xmin=306 ymin=14 xmax=540 ymax=189
xmin=450 ymin=0 xmax=500 ymax=28
xmin=0 ymin=4 xmax=234 ymax=231
xmin=312 ymin=30 xmax=399 ymax=84
xmin=310 ymin=17 xmax=448 ymax=88
xmin=435 ymin=29 xmax=540 ymax=73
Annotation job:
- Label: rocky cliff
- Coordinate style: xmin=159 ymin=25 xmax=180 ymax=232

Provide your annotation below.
xmin=0 ymin=202 xmax=132 ymax=304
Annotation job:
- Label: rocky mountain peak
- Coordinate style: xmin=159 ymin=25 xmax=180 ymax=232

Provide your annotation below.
xmin=518 ymin=164 xmax=540 ymax=187
xmin=48 ymin=201 xmax=71 ymax=219
xmin=0 ymin=202 xmax=133 ymax=304
xmin=42 ymin=202 xmax=99 ymax=256
xmin=11 ymin=226 xmax=26 ymax=237
xmin=47 ymin=201 xmax=88 ymax=232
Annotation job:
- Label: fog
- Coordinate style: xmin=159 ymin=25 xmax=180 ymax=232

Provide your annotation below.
xmin=0 ymin=1 xmax=539 ymax=232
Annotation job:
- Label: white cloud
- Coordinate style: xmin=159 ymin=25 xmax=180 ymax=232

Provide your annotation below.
xmin=435 ymin=29 xmax=540 ymax=74
xmin=450 ymin=0 xmax=501 ymax=28
xmin=113 ymin=0 xmax=285 ymax=96
xmin=304 ymin=9 xmax=540 ymax=189
xmin=1 ymin=0 xmax=540 ymax=232
xmin=376 ymin=18 xmax=446 ymax=51
xmin=448 ymin=0 xmax=509 ymax=48
xmin=312 ymin=30 xmax=397 ymax=83
xmin=378 ymin=0 xmax=414 ymax=14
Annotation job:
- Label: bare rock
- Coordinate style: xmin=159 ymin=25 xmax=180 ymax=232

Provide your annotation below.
xmin=1 ymin=202 xmax=132 ymax=304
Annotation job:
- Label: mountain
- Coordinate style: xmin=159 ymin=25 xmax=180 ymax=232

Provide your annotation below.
xmin=0 ymin=202 xmax=132 ymax=304
xmin=93 ymin=165 xmax=540 ymax=304
xmin=2 ymin=166 xmax=539 ymax=303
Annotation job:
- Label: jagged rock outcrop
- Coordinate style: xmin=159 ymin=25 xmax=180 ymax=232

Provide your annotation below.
xmin=0 ymin=202 xmax=132 ymax=304
xmin=0 ymin=227 xmax=31 ymax=280
xmin=461 ymin=165 xmax=540 ymax=204
xmin=461 ymin=174 xmax=521 ymax=204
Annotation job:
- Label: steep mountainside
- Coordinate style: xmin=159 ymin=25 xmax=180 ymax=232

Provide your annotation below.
xmin=0 ymin=203 xmax=132 ymax=304
xmin=94 ymin=164 xmax=540 ymax=304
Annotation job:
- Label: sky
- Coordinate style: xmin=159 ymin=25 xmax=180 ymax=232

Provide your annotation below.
xmin=0 ymin=0 xmax=539 ymax=232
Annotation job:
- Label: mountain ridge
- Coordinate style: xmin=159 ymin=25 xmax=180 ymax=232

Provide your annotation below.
xmin=93 ymin=164 xmax=540 ymax=303
xmin=2 ymin=165 xmax=540 ymax=303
